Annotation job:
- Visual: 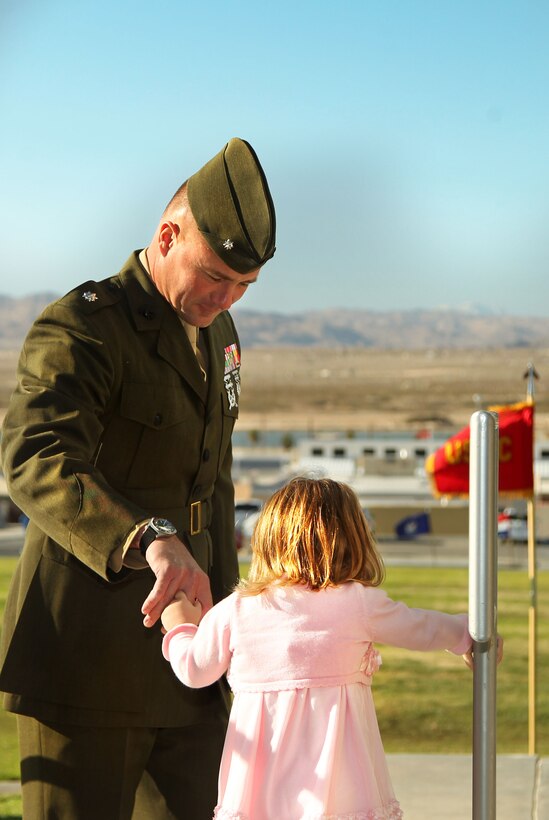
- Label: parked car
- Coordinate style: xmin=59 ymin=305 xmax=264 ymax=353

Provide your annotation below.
xmin=498 ymin=509 xmax=528 ymax=543
xmin=235 ymin=499 xmax=263 ymax=550
xmin=362 ymin=506 xmax=376 ymax=535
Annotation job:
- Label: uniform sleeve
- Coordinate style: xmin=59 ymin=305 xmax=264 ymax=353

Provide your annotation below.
xmin=162 ymin=595 xmax=234 ymax=687
xmin=0 ymin=301 xmax=147 ymax=579
xmin=363 ymin=587 xmax=472 ymax=655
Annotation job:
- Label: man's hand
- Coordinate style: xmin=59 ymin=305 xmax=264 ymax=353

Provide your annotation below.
xmin=140 ymin=536 xmax=212 ymax=628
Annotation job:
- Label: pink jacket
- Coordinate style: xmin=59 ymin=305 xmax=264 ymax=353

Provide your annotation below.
xmin=163 ymin=582 xmax=472 ymax=692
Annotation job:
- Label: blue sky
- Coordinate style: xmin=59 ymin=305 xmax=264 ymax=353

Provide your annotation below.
xmin=1 ymin=0 xmax=548 ymax=315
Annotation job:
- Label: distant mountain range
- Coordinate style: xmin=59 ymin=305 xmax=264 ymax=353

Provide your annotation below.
xmin=232 ymin=307 xmax=549 ymax=349
xmin=0 ymin=293 xmax=60 ymax=351
xmin=0 ymin=293 xmax=547 ymax=350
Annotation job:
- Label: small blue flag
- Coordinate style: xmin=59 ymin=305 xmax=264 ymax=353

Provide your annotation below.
xmin=395 ymin=512 xmax=431 ymax=540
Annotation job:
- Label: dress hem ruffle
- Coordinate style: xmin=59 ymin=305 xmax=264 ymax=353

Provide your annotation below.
xmin=213 ymin=797 xmax=403 ymax=819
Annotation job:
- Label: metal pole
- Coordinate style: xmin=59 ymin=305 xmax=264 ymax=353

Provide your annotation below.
xmin=469 ymin=410 xmax=499 ymax=820
xmin=527 ymin=496 xmax=537 ymax=754
xmin=523 ymin=361 xmax=538 ymax=755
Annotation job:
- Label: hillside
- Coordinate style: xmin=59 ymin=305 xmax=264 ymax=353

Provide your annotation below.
xmin=0 ymin=294 xmax=548 ymax=351
xmin=1 ymin=295 xmax=547 ymax=435
xmin=232 ymin=307 xmax=549 ymax=350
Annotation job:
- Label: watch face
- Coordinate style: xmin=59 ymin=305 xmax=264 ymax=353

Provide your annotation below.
xmin=151 ymin=518 xmax=177 ymax=536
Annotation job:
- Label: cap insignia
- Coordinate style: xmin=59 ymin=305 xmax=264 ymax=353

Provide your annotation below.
xmin=82 ymin=291 xmax=98 ymax=302
xmin=222 ymin=238 xmax=234 ymax=251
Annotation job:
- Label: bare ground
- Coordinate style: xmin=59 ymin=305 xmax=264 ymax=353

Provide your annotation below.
xmin=236 ymin=346 xmax=549 ymax=436
xmin=2 ymin=346 xmax=549 ymax=436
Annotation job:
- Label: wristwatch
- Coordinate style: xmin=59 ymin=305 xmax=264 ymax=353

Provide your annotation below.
xmin=139 ymin=517 xmax=177 ymax=556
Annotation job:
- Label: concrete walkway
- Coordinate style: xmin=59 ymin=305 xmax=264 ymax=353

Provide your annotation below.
xmin=387 ymin=754 xmax=549 ymax=819
xmin=1 ymin=755 xmax=549 ymax=817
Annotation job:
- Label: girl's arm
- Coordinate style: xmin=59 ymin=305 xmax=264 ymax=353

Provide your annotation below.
xmin=364 ymin=587 xmax=472 ymax=655
xmin=161 ymin=593 xmax=233 ymax=688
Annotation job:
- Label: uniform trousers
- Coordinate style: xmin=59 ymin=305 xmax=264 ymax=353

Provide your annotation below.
xmin=17 ymin=714 xmax=227 ymax=820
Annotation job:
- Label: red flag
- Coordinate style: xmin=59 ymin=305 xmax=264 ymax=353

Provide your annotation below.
xmin=425 ymin=402 xmax=534 ymax=498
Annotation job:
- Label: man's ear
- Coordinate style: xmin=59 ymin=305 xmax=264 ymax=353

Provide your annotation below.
xmin=158 ymin=221 xmax=180 ymax=256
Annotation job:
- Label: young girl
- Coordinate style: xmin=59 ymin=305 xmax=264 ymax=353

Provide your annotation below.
xmin=161 ymin=477 xmax=492 ymax=819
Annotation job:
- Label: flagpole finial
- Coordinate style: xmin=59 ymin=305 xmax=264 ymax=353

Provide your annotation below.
xmin=523 ymin=362 xmax=539 ymax=404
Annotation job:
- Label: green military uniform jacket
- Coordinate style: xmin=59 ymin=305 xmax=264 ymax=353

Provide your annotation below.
xmin=0 ymin=252 xmax=240 ymax=727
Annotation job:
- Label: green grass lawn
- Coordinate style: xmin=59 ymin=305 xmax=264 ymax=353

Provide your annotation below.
xmin=0 ymin=558 xmax=20 ymax=818
xmin=378 ymin=566 xmax=549 ymax=754
xmin=0 ymin=556 xmax=547 ymax=819
xmin=0 ymin=794 xmax=20 ymax=820
xmin=0 ymin=559 xmax=19 ymax=783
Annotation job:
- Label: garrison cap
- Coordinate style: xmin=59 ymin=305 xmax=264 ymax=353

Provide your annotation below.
xmin=187 ymin=137 xmax=276 ymax=274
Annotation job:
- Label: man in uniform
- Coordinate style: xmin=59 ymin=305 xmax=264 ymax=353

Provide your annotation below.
xmin=0 ymin=137 xmax=276 ymax=819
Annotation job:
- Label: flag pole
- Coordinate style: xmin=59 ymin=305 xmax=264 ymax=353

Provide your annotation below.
xmin=469 ymin=410 xmax=499 ymax=819
xmin=524 ymin=362 xmax=539 ymax=755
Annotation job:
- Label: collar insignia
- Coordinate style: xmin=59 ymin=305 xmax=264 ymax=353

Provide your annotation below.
xmin=82 ymin=291 xmax=98 ymax=302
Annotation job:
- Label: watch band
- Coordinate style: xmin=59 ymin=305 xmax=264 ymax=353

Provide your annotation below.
xmin=139 ymin=526 xmax=160 ymax=556
xmin=139 ymin=518 xmax=177 ymax=557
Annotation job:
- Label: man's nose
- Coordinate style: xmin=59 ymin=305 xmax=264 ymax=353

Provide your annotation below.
xmin=214 ymin=282 xmax=238 ymax=309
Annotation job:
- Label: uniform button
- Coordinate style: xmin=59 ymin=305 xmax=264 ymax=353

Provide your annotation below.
xmin=193 ymin=485 xmax=202 ymax=498
xmin=202 ymin=449 xmax=210 ymax=462
xmin=142 ymin=309 xmax=154 ymax=320
xmin=153 ymin=413 xmax=163 ymax=426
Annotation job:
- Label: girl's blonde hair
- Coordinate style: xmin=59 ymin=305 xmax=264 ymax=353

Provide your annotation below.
xmin=238 ymin=476 xmax=385 ymax=595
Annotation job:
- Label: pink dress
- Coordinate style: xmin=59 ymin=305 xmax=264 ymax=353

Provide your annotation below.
xmin=163 ymin=582 xmax=471 ymax=820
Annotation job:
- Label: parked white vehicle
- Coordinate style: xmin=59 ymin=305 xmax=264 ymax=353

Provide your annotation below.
xmin=235 ymin=500 xmax=263 ymax=550
xmin=498 ymin=513 xmax=528 ymax=543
